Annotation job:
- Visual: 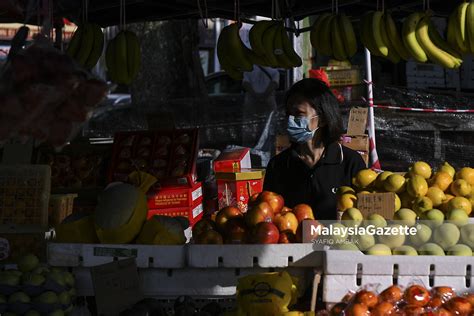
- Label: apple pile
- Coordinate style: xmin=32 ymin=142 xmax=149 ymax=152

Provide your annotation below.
xmin=328 ymin=285 xmax=474 ymax=316
xmin=338 ymin=162 xmax=473 ymax=217
xmin=0 ymin=254 xmax=76 ymax=316
xmin=192 ymin=191 xmax=315 ymax=244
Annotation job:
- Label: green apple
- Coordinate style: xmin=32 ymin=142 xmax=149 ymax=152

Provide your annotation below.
xmin=365 ymin=244 xmax=392 ymax=256
xmin=8 ymin=292 xmax=30 ymax=303
xmin=59 ymin=291 xmax=71 ymax=305
xmin=341 ymin=208 xmax=364 ymax=227
xmin=335 ymin=243 xmax=360 ymax=251
xmin=393 ymin=245 xmax=418 ymax=255
xmin=47 ymin=270 xmax=66 ymax=287
xmin=0 ymin=272 xmax=20 ymax=286
xmin=32 ymin=266 xmax=50 ymax=275
xmin=446 ymin=209 xmax=469 ymax=227
xmin=409 ymin=224 xmax=432 ymax=247
xmin=363 ymin=213 xmax=387 ymax=228
xmin=433 ymin=223 xmax=460 ymax=250
xmin=22 ymin=273 xmax=46 ymax=286
xmin=460 ymin=224 xmax=474 ymax=248
xmin=418 ymin=243 xmax=445 ymax=256
xmin=447 ymin=244 xmax=473 ymax=256
xmin=393 ymin=208 xmax=417 ymax=227
xmin=48 ymin=310 xmax=64 ymax=316
xmin=34 ymin=291 xmax=59 ymax=304
xmin=377 ymin=225 xmax=406 ymax=249
xmin=69 ymin=288 xmax=77 ymax=297
xmin=419 ymin=209 xmax=444 ymax=228
xmin=351 ymin=233 xmax=376 ymax=251
xmin=328 ymin=223 xmax=349 ymax=244
xmin=17 ymin=254 xmax=39 ymax=273
xmin=8 ymin=270 xmax=22 ymax=278
xmin=63 ymin=272 xmax=75 ymax=287
xmin=25 ymin=311 xmax=41 ymax=316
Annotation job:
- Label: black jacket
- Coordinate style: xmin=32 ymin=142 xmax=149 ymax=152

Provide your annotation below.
xmin=263 ymin=142 xmax=366 ymax=220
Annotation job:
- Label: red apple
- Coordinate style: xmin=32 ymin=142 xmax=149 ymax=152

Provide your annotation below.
xmin=403 ymin=305 xmax=425 ymax=316
xmin=445 ymin=297 xmax=472 ymax=316
xmin=354 ymin=290 xmax=378 ymax=308
xmin=192 ymin=218 xmax=216 ymax=238
xmin=293 ymin=204 xmax=315 ymax=223
xmin=253 ymin=222 xmax=279 ymax=244
xmin=404 ymin=285 xmax=431 ymax=307
xmin=379 ymin=285 xmax=403 ymax=304
xmin=194 ymin=230 xmax=224 ymax=244
xmin=281 ymin=206 xmax=292 ymax=213
xmin=273 ymin=210 xmax=298 ymax=234
xmin=224 ymin=218 xmax=247 ymax=244
xmin=278 ymin=231 xmax=296 ymax=244
xmin=257 ymin=191 xmax=284 ymax=214
xmin=245 ymin=201 xmax=273 ymax=227
xmin=464 ymin=293 xmax=474 ymax=307
xmin=215 ymin=206 xmax=243 ymax=232
xmin=432 ymin=286 xmax=456 ymax=302
xmin=248 ymin=193 xmax=261 ymax=208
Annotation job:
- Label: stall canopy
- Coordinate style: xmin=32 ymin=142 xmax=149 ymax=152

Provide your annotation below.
xmin=0 ymin=0 xmax=462 ymax=26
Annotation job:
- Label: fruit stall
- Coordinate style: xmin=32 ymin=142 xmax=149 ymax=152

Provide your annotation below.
xmin=0 ymin=0 xmax=474 ymax=315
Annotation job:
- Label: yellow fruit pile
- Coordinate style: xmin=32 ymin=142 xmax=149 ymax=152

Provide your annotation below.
xmin=337 ymin=162 xmax=474 ymax=216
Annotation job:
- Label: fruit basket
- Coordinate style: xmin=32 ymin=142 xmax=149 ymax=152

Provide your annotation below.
xmin=323 ymin=249 xmax=474 ymax=304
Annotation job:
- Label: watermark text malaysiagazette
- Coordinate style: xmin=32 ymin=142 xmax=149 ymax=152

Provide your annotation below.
xmin=311 ymin=224 xmax=418 ymax=237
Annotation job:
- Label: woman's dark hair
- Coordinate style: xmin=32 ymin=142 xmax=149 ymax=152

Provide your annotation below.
xmin=285 ymin=78 xmax=343 ymax=146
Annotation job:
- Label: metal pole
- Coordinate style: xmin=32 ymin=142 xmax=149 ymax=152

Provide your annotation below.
xmin=214 ymin=18 xmax=222 ymax=72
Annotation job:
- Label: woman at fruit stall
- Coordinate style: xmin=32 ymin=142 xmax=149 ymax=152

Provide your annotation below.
xmin=263 ymin=78 xmax=366 ymax=220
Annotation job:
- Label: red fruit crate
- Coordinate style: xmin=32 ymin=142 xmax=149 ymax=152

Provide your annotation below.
xmin=108 ymin=129 xmax=199 ymax=187
xmin=148 ymin=201 xmax=204 ymax=227
xmin=147 ymin=182 xmax=203 ymax=209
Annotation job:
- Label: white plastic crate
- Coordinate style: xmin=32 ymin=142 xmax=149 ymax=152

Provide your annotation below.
xmin=323 ymin=250 xmax=474 ymax=304
xmin=48 ymin=243 xmax=186 ymax=268
xmin=187 ymin=243 xmax=323 ymax=268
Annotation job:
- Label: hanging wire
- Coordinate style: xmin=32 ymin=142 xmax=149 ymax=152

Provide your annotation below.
xmin=423 ymin=0 xmax=426 ymax=11
xmin=382 ymin=0 xmax=385 ymax=13
xmin=427 ymin=0 xmax=430 ymax=10
xmin=332 ymin=0 xmax=335 ymax=14
xmin=271 ymin=0 xmax=275 ymax=20
xmin=336 ymin=0 xmax=339 ymax=14
xmin=197 ymin=0 xmax=209 ymax=28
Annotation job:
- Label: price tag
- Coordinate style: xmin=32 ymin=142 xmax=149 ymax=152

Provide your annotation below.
xmin=347 ymin=107 xmax=368 ymax=135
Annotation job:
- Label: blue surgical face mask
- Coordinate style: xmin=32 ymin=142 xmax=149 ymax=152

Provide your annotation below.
xmin=287 ymin=115 xmax=319 ymax=143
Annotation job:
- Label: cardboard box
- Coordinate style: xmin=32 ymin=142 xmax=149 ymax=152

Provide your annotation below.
xmin=213 ymin=147 xmax=251 ymax=172
xmin=216 ymin=169 xmax=265 ymax=213
xmin=347 ymin=107 xmax=368 ymax=136
xmin=341 ymin=135 xmax=369 ymax=152
xmin=360 ymin=151 xmax=369 ymax=167
xmin=321 ymin=66 xmax=363 ymax=87
xmin=356 ymin=192 xmax=396 ymax=219
xmin=148 ymin=201 xmax=204 ymax=226
xmin=147 ymin=182 xmax=202 ymax=209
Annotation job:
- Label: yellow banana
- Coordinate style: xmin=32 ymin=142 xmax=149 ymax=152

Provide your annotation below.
xmin=455 ymin=2 xmax=470 ymax=53
xmin=318 ymin=14 xmax=334 ymax=56
xmin=217 ymin=23 xmax=253 ymax=71
xmin=447 ymin=11 xmax=466 ymax=55
xmin=66 ymin=25 xmax=83 ymax=58
xmin=416 ymin=16 xmax=458 ymax=69
xmin=310 ymin=13 xmax=332 ymax=53
xmin=76 ymin=23 xmax=95 ymax=66
xmin=371 ymin=11 xmax=388 ymax=56
xmin=114 ymin=31 xmax=129 ymax=84
xmin=105 ymin=38 xmax=117 ymax=82
xmin=331 ymin=15 xmax=347 ymax=61
xmin=273 ymin=23 xmax=293 ymax=68
xmin=360 ymin=12 xmax=381 ymax=56
xmin=124 ymin=30 xmax=141 ymax=83
xmin=217 ymin=45 xmax=244 ymax=80
xmin=261 ymin=23 xmax=280 ymax=67
xmin=84 ymin=23 xmax=104 ymax=69
xmin=466 ymin=2 xmax=474 ymax=53
xmin=427 ymin=18 xmax=462 ymax=61
xmin=402 ymin=12 xmax=428 ymax=62
xmin=249 ymin=20 xmax=275 ymax=56
xmin=245 ymin=47 xmax=270 ymax=66
xmin=384 ymin=12 xmax=411 ymax=61
xmin=280 ymin=23 xmax=302 ymax=67
xmin=339 ymin=13 xmax=357 ymax=57
xmin=380 ymin=15 xmax=400 ymax=63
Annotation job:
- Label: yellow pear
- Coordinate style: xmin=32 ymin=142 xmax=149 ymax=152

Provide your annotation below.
xmin=394 ymin=194 xmax=401 ymax=211
xmin=412 ymin=196 xmax=433 ymax=215
xmin=466 ymin=193 xmax=474 ymax=209
xmin=456 ymin=167 xmax=474 ymax=186
xmin=374 ymin=171 xmax=393 ymax=190
xmin=439 ymin=162 xmax=455 ymax=178
xmin=408 ymin=161 xmax=432 ymax=179
xmin=426 ymin=187 xmax=446 ymax=207
xmin=399 ymin=191 xmax=414 ymax=209
xmin=383 ymin=174 xmax=406 ymax=193
xmin=352 ymin=169 xmax=378 ymax=189
xmin=446 ymin=197 xmax=472 ymax=216
xmin=337 ymin=186 xmax=356 ymax=196
xmin=337 ymin=193 xmax=357 ymax=212
xmin=450 ymin=179 xmax=472 ymax=197
xmin=429 ymin=171 xmax=453 ymax=192
xmin=406 ymin=175 xmax=428 ymax=198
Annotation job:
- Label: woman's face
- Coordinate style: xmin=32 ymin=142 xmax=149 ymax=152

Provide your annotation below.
xmin=287 ymin=101 xmax=320 ymax=131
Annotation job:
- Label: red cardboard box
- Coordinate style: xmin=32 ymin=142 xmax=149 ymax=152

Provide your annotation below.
xmin=147 ymin=182 xmax=203 ymax=209
xmin=213 ymin=147 xmax=251 ymax=172
xmin=216 ymin=169 xmax=265 ymax=213
xmin=147 ymin=201 xmax=204 ymax=227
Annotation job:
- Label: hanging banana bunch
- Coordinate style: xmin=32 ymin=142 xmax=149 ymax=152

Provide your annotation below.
xmin=310 ymin=12 xmax=358 ymax=61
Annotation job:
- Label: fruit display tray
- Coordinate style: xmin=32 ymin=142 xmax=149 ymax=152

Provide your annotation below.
xmin=47 ymin=243 xmax=186 ymax=268
xmin=323 ymin=249 xmax=474 ymax=304
xmin=108 ymin=129 xmax=199 ymax=187
xmin=0 ymin=165 xmax=51 ymax=229
xmin=187 ymin=243 xmax=323 ymax=268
